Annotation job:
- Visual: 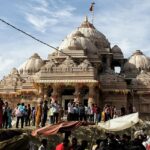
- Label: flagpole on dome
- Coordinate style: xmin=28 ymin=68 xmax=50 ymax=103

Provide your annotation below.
xmin=89 ymin=0 xmax=95 ymax=24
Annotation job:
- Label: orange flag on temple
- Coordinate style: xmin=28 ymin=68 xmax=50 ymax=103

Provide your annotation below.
xmin=89 ymin=2 xmax=95 ymax=12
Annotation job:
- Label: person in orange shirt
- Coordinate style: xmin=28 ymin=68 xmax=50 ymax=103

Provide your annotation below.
xmin=56 ymin=138 xmax=70 ymax=150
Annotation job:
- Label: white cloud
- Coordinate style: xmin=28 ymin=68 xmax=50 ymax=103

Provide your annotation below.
xmin=0 ymin=23 xmax=7 ymax=30
xmin=51 ymin=7 xmax=76 ymax=18
xmin=23 ymin=1 xmax=76 ymax=32
xmin=40 ymin=0 xmax=49 ymax=8
xmin=95 ymin=0 xmax=150 ymax=57
xmin=0 ymin=34 xmax=59 ymax=77
xmin=115 ymin=39 xmax=132 ymax=56
xmin=0 ymin=56 xmax=14 ymax=78
xmin=33 ymin=6 xmax=49 ymax=13
xmin=25 ymin=13 xmax=58 ymax=32
xmin=33 ymin=0 xmax=49 ymax=8
xmin=0 ymin=57 xmax=14 ymax=72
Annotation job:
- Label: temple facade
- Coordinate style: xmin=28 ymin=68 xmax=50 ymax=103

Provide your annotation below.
xmin=0 ymin=17 xmax=150 ymax=119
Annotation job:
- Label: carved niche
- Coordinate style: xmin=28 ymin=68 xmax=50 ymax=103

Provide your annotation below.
xmin=78 ymin=59 xmax=92 ymax=71
xmin=41 ymin=59 xmax=56 ymax=72
xmin=58 ymin=56 xmax=77 ymax=72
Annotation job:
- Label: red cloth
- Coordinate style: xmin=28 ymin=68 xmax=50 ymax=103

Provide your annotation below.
xmin=56 ymin=143 xmax=64 ymax=150
xmin=31 ymin=121 xmax=94 ymax=137
xmin=146 ymin=144 xmax=150 ymax=150
xmin=32 ymin=121 xmax=82 ymax=136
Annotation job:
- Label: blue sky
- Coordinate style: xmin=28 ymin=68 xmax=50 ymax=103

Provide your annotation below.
xmin=0 ymin=0 xmax=150 ymax=79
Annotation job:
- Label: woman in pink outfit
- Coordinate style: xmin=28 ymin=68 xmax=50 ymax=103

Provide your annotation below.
xmin=0 ymin=98 xmax=4 ymax=128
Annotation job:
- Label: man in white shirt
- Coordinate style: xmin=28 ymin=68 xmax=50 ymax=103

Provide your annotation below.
xmin=67 ymin=100 xmax=74 ymax=121
xmin=38 ymin=139 xmax=47 ymax=150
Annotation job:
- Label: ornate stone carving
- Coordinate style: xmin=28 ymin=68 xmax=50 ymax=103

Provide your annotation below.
xmin=38 ymin=84 xmax=44 ymax=98
xmin=51 ymin=84 xmax=62 ymax=103
xmin=58 ymin=56 xmax=77 ymax=72
xmin=78 ymin=59 xmax=92 ymax=71
xmin=100 ymin=69 xmax=125 ymax=89
xmin=132 ymin=71 xmax=150 ymax=86
xmin=19 ymin=53 xmax=44 ymax=74
xmin=41 ymin=59 xmax=56 ymax=72
xmin=73 ymin=84 xmax=83 ymax=103
xmin=123 ymin=50 xmax=150 ymax=74
xmin=0 ymin=68 xmax=24 ymax=88
xmin=72 ymin=30 xmax=85 ymax=38
xmin=105 ymin=68 xmax=116 ymax=75
xmin=100 ymin=68 xmax=124 ymax=83
xmin=11 ymin=68 xmax=19 ymax=75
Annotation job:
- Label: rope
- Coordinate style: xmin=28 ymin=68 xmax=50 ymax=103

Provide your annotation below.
xmin=0 ymin=18 xmax=70 ymax=57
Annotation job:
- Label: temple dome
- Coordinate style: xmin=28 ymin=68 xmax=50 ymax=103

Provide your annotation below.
xmin=19 ymin=53 xmax=44 ymax=74
xmin=59 ymin=30 xmax=97 ymax=53
xmin=59 ymin=17 xmax=110 ymax=54
xmin=10 ymin=68 xmax=19 ymax=75
xmin=124 ymin=50 xmax=150 ymax=72
xmin=111 ymin=45 xmax=123 ymax=59
xmin=111 ymin=45 xmax=123 ymax=54
xmin=72 ymin=30 xmax=85 ymax=38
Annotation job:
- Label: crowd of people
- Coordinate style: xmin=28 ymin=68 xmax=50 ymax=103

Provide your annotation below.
xmin=91 ymin=132 xmax=147 ymax=150
xmin=0 ymin=98 xmax=64 ymax=129
xmin=0 ymin=99 xmax=12 ymax=129
xmin=0 ymin=97 xmax=149 ymax=150
xmin=37 ymin=131 xmax=150 ymax=150
xmin=0 ymin=97 xmax=136 ymax=129
xmin=67 ymin=101 xmax=136 ymax=123
xmin=38 ymin=137 xmax=88 ymax=150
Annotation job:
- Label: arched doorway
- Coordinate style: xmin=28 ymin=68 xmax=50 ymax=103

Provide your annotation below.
xmin=80 ymin=85 xmax=89 ymax=106
xmin=61 ymin=86 xmax=75 ymax=110
xmin=47 ymin=86 xmax=53 ymax=98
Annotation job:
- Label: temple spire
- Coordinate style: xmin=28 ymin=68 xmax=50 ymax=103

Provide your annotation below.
xmin=84 ymin=16 xmax=88 ymax=22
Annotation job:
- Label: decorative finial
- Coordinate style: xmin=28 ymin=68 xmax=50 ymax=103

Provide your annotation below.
xmin=84 ymin=16 xmax=88 ymax=22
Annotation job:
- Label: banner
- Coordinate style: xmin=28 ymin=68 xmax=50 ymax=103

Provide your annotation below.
xmin=98 ymin=112 xmax=139 ymax=132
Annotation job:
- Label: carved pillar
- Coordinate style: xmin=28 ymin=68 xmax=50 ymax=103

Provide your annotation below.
xmin=88 ymin=84 xmax=96 ymax=107
xmin=57 ymin=89 xmax=62 ymax=105
xmin=51 ymin=84 xmax=62 ymax=104
xmin=120 ymin=59 xmax=124 ymax=73
xmin=74 ymin=84 xmax=82 ymax=104
xmin=43 ymin=85 xmax=48 ymax=100
xmin=106 ymin=55 xmax=111 ymax=69
xmin=38 ymin=84 xmax=44 ymax=99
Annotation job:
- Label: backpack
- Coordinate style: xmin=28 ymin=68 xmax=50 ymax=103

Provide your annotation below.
xmin=15 ymin=108 xmax=22 ymax=117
